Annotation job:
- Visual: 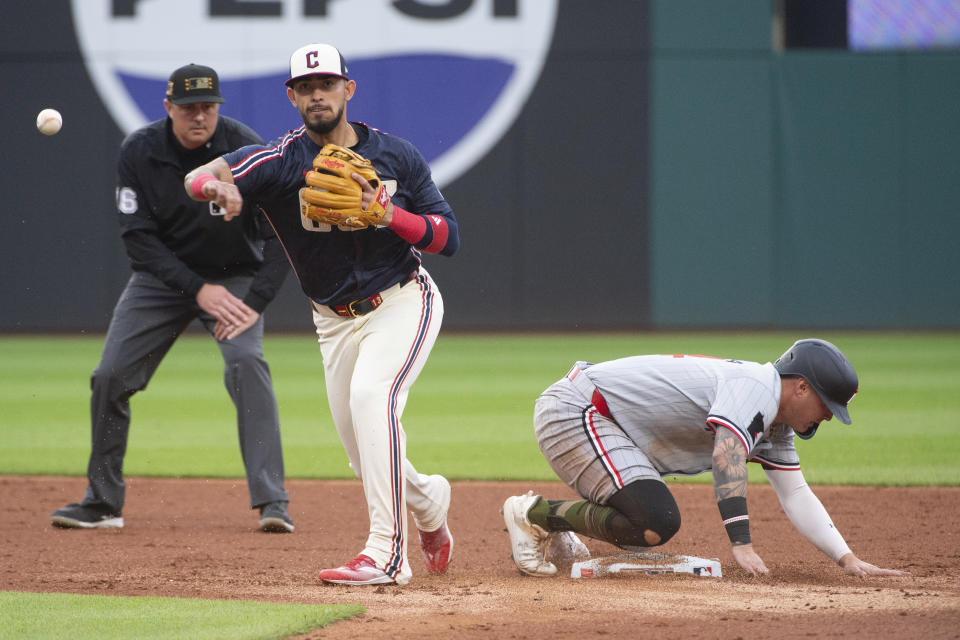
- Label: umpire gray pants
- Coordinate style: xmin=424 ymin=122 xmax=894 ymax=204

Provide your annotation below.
xmin=81 ymin=271 xmax=288 ymax=513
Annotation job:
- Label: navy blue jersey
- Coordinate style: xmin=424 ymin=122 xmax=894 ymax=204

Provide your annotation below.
xmin=223 ymin=122 xmax=457 ymax=305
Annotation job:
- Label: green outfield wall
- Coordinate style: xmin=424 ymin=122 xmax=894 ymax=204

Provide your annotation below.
xmin=650 ymin=1 xmax=960 ymax=328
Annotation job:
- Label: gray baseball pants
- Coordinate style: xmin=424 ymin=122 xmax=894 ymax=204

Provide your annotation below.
xmin=81 ymin=271 xmax=288 ymax=513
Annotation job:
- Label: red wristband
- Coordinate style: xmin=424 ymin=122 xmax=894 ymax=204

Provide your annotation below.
xmin=190 ymin=173 xmax=217 ymax=200
xmin=388 ymin=205 xmax=427 ymax=239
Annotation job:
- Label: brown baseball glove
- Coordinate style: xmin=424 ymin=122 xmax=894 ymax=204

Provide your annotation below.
xmin=301 ymin=144 xmax=390 ymax=228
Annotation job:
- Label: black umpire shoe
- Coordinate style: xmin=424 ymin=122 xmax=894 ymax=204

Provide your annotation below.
xmin=258 ymin=501 xmax=294 ymax=533
xmin=51 ymin=503 xmax=123 ymax=529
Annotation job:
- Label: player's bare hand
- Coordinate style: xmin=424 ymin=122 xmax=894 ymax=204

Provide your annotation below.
xmin=838 ymin=553 xmax=910 ymax=577
xmin=197 ymin=284 xmax=254 ymax=332
xmin=185 ymin=159 xmax=241 ymax=218
xmin=351 ymin=171 xmax=393 ymax=223
xmin=205 ymin=181 xmax=244 ymax=221
xmin=731 ymin=544 xmax=770 ymax=576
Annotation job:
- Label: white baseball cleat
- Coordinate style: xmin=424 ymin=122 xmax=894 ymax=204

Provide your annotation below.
xmin=501 ymin=491 xmax=558 ymax=577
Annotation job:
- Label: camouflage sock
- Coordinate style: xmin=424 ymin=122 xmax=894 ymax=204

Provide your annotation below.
xmin=528 ymin=498 xmax=618 ymax=542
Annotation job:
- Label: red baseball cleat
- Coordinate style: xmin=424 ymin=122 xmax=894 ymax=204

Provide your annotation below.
xmin=318 ymin=554 xmax=395 ymax=585
xmin=418 ymin=521 xmax=454 ymax=573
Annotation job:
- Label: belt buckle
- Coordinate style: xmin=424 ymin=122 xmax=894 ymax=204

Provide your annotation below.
xmin=344 ymin=293 xmax=383 ymax=318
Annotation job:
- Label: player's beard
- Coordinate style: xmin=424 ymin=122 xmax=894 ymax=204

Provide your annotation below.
xmin=304 ymin=104 xmax=344 ymax=136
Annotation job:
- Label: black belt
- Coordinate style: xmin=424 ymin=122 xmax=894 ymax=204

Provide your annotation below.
xmin=329 ymin=271 xmax=417 ymax=318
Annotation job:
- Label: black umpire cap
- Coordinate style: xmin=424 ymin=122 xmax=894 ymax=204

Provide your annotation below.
xmin=774 ymin=338 xmax=859 ymax=425
xmin=166 ymin=64 xmax=225 ymax=105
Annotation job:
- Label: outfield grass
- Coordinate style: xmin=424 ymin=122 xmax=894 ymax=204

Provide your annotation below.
xmin=1 ymin=331 xmax=958 ymax=485
xmin=0 ymin=592 xmax=363 ymax=640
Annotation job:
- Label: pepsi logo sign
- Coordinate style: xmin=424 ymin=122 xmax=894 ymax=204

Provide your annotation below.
xmin=71 ymin=0 xmax=558 ymax=187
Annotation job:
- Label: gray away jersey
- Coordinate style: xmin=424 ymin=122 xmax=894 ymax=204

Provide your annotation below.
xmin=578 ymin=354 xmax=800 ymax=476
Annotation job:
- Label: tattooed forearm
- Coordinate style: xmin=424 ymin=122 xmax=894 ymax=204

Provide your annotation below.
xmin=712 ymin=427 xmax=748 ymax=501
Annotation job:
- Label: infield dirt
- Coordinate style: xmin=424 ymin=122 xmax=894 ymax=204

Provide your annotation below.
xmin=4 ymin=476 xmax=959 ymax=639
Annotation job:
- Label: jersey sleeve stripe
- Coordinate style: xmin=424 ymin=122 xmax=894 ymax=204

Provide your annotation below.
xmin=706 ymin=417 xmax=750 ymax=452
xmin=750 ymin=455 xmax=801 ymax=471
xmin=231 ymin=130 xmax=305 ymax=179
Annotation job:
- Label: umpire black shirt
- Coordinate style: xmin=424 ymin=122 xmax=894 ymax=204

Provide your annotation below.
xmin=116 ymin=115 xmax=288 ymax=312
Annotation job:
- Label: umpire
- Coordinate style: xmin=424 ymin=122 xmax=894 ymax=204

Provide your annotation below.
xmin=50 ymin=64 xmax=294 ymax=533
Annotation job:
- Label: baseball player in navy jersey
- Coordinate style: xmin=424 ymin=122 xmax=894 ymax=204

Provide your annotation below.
xmin=502 ymin=339 xmax=909 ymax=578
xmin=50 ymin=64 xmax=293 ymax=534
xmin=184 ymin=43 xmax=458 ymax=586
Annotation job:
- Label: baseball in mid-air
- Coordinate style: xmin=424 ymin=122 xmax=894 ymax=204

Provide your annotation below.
xmin=36 ymin=108 xmax=63 ymax=136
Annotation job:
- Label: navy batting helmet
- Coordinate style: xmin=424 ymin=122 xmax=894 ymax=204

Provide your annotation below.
xmin=774 ymin=339 xmax=859 ymax=429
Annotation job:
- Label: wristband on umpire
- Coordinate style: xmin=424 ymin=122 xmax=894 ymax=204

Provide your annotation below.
xmin=718 ymin=496 xmax=751 ymax=545
xmin=190 ymin=173 xmax=216 ymax=200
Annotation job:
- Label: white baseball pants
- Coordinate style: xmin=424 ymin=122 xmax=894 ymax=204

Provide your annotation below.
xmin=311 ymin=268 xmax=449 ymax=584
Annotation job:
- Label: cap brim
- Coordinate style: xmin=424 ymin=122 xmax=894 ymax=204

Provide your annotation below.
xmin=284 ymin=73 xmax=348 ymax=87
xmin=821 ymin=395 xmax=852 ymax=425
xmin=168 ymin=96 xmax=225 ymax=105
